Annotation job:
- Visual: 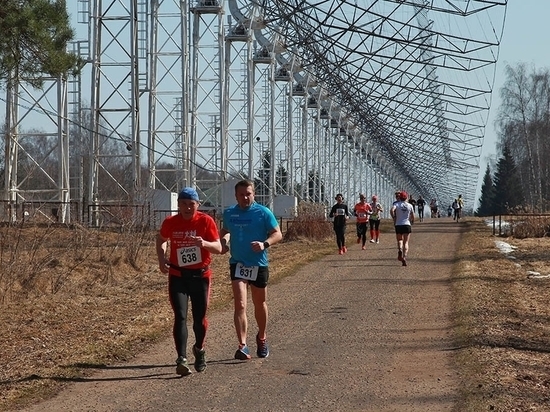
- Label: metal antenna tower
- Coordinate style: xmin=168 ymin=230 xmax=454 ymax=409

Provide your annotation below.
xmin=188 ymin=0 xmax=225 ymax=206
xmin=224 ymin=10 xmax=252 ymax=185
xmin=255 ymin=0 xmax=507 ymax=202
xmin=86 ymin=0 xmax=144 ymax=224
xmin=147 ymin=0 xmax=189 ymax=193
xmin=2 ymin=77 xmax=69 ymax=222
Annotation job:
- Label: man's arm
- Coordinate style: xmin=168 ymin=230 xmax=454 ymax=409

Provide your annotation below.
xmin=262 ymin=226 xmax=283 ymax=249
xmin=219 ymin=227 xmax=230 ymax=255
xmin=156 ymin=234 xmax=169 ymax=273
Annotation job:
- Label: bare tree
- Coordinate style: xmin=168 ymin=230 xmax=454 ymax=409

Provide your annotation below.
xmin=497 ymin=63 xmax=550 ymax=211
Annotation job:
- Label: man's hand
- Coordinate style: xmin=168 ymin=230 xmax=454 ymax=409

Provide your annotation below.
xmin=158 ymin=258 xmax=169 ymax=274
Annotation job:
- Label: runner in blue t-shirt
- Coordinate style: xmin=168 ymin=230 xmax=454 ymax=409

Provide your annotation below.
xmin=220 ymin=180 xmax=282 ymax=361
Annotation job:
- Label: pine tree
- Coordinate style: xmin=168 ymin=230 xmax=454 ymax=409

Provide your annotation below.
xmin=476 ymin=164 xmax=495 ymax=216
xmin=492 ymin=143 xmax=525 ymax=214
xmin=0 ymin=0 xmax=79 ymax=88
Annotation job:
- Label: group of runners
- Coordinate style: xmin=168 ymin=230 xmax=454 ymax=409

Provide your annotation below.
xmin=329 ymin=191 xmax=465 ymax=267
xmin=157 ymin=183 xmax=464 ymax=378
xmin=410 ymin=194 xmax=464 ymax=222
xmin=429 ymin=195 xmax=465 ymax=221
xmin=328 ymin=193 xmax=383 ymax=254
xmin=328 ymin=191 xmax=413 ymax=266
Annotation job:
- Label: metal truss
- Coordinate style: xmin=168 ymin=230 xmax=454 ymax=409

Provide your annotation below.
xmin=250 ymin=0 xmax=508 ymax=204
xmin=147 ymin=0 xmax=189 ymax=192
xmin=2 ymin=77 xmax=70 ymax=222
xmin=1 ymin=0 xmax=507 ymax=222
xmin=86 ymin=0 xmax=144 ymax=225
xmin=248 ymin=0 xmax=506 ymax=204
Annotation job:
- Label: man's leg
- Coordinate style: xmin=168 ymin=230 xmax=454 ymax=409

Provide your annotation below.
xmin=251 ymin=284 xmax=270 ymax=358
xmin=251 ymin=285 xmax=268 ymax=339
xmin=189 ymin=277 xmax=210 ymax=350
xmin=168 ymin=276 xmax=189 ymax=359
xmin=231 ymin=279 xmax=248 ymax=346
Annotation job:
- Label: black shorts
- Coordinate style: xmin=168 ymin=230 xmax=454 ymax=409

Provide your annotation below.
xmin=230 ymin=264 xmax=269 ymax=288
xmin=394 ymin=225 xmax=412 ymax=234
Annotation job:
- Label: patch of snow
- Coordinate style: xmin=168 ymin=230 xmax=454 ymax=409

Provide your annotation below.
xmin=494 ymin=240 xmax=517 ymax=254
xmin=492 ymin=241 xmax=549 ymax=280
xmin=527 ymin=271 xmax=550 ymax=279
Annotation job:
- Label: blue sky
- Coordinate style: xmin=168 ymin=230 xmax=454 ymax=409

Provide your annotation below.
xmin=479 ymin=0 xmax=550 ymax=183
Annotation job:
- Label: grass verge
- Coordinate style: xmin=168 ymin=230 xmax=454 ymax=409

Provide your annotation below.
xmin=451 ymin=218 xmax=550 ymax=411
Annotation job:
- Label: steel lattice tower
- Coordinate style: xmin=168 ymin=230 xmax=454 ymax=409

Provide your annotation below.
xmin=2 ymin=76 xmax=69 ymax=222
xmin=1 ymin=0 xmax=508 ymax=223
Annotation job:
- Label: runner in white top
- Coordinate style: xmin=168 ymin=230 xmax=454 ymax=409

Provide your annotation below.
xmin=390 ymin=191 xmax=415 ymax=266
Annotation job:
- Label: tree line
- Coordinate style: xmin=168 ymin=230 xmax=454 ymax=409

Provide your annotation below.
xmin=476 ymin=63 xmax=550 ymax=216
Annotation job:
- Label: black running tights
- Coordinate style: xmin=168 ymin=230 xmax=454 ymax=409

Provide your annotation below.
xmin=168 ymin=274 xmax=210 ymax=358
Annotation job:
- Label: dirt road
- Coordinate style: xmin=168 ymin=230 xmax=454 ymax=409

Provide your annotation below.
xmin=21 ymin=219 xmax=462 ymax=411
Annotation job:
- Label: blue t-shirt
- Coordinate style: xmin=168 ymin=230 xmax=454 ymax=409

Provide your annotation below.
xmin=222 ymin=202 xmax=279 ymax=267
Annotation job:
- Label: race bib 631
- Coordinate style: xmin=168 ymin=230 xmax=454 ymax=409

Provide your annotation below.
xmin=234 ymin=262 xmax=259 ymax=281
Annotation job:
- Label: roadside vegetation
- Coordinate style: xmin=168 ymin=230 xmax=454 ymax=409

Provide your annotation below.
xmin=452 ymin=217 xmax=550 ymax=411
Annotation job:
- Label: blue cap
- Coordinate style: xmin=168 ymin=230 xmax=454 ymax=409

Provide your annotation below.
xmin=178 ymin=187 xmax=200 ymax=201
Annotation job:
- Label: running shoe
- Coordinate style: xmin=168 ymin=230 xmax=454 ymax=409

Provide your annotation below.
xmin=342 ymin=246 xmax=347 ymax=253
xmin=376 ymin=239 xmax=379 ymax=244
xmin=398 ymin=250 xmax=403 ymax=261
xmin=361 ymin=246 xmax=366 ymax=250
xmin=369 ymin=239 xmax=375 ymax=243
xmin=176 ymin=356 xmax=192 ymax=376
xmin=338 ymin=248 xmax=344 ymax=255
xmin=402 ymin=258 xmax=407 ymax=267
xmin=234 ymin=344 xmax=251 ymax=360
xmin=256 ymin=334 xmax=270 ymax=358
xmin=193 ymin=346 xmax=207 ymax=372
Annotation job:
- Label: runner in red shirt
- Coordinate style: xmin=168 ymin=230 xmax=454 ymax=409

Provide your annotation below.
xmin=353 ymin=194 xmax=373 ymax=250
xmin=156 ymin=187 xmax=222 ymax=376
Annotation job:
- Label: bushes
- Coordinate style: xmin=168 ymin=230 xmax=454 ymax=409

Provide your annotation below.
xmin=283 ymin=202 xmax=332 ymax=241
xmin=0 ymin=222 xmax=152 ymax=304
xmin=510 ymin=215 xmax=550 ymax=239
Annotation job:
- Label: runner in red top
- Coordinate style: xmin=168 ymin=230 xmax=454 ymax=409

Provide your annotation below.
xmin=353 ymin=194 xmax=373 ymax=250
xmin=156 ymin=187 xmax=222 ymax=376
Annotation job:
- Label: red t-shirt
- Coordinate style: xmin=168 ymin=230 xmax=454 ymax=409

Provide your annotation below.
xmin=354 ymin=202 xmax=373 ymax=223
xmin=159 ymin=211 xmax=219 ymax=278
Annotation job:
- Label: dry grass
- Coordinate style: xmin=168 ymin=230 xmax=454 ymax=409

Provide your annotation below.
xmin=2 ymin=217 xmax=550 ymax=411
xmin=452 ymin=218 xmax=550 ymax=411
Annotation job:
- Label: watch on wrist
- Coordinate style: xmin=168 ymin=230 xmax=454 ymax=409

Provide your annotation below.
xmin=263 ymin=241 xmax=270 ymax=249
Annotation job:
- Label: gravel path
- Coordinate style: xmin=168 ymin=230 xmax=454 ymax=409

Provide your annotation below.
xmin=22 ymin=219 xmax=462 ymax=412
